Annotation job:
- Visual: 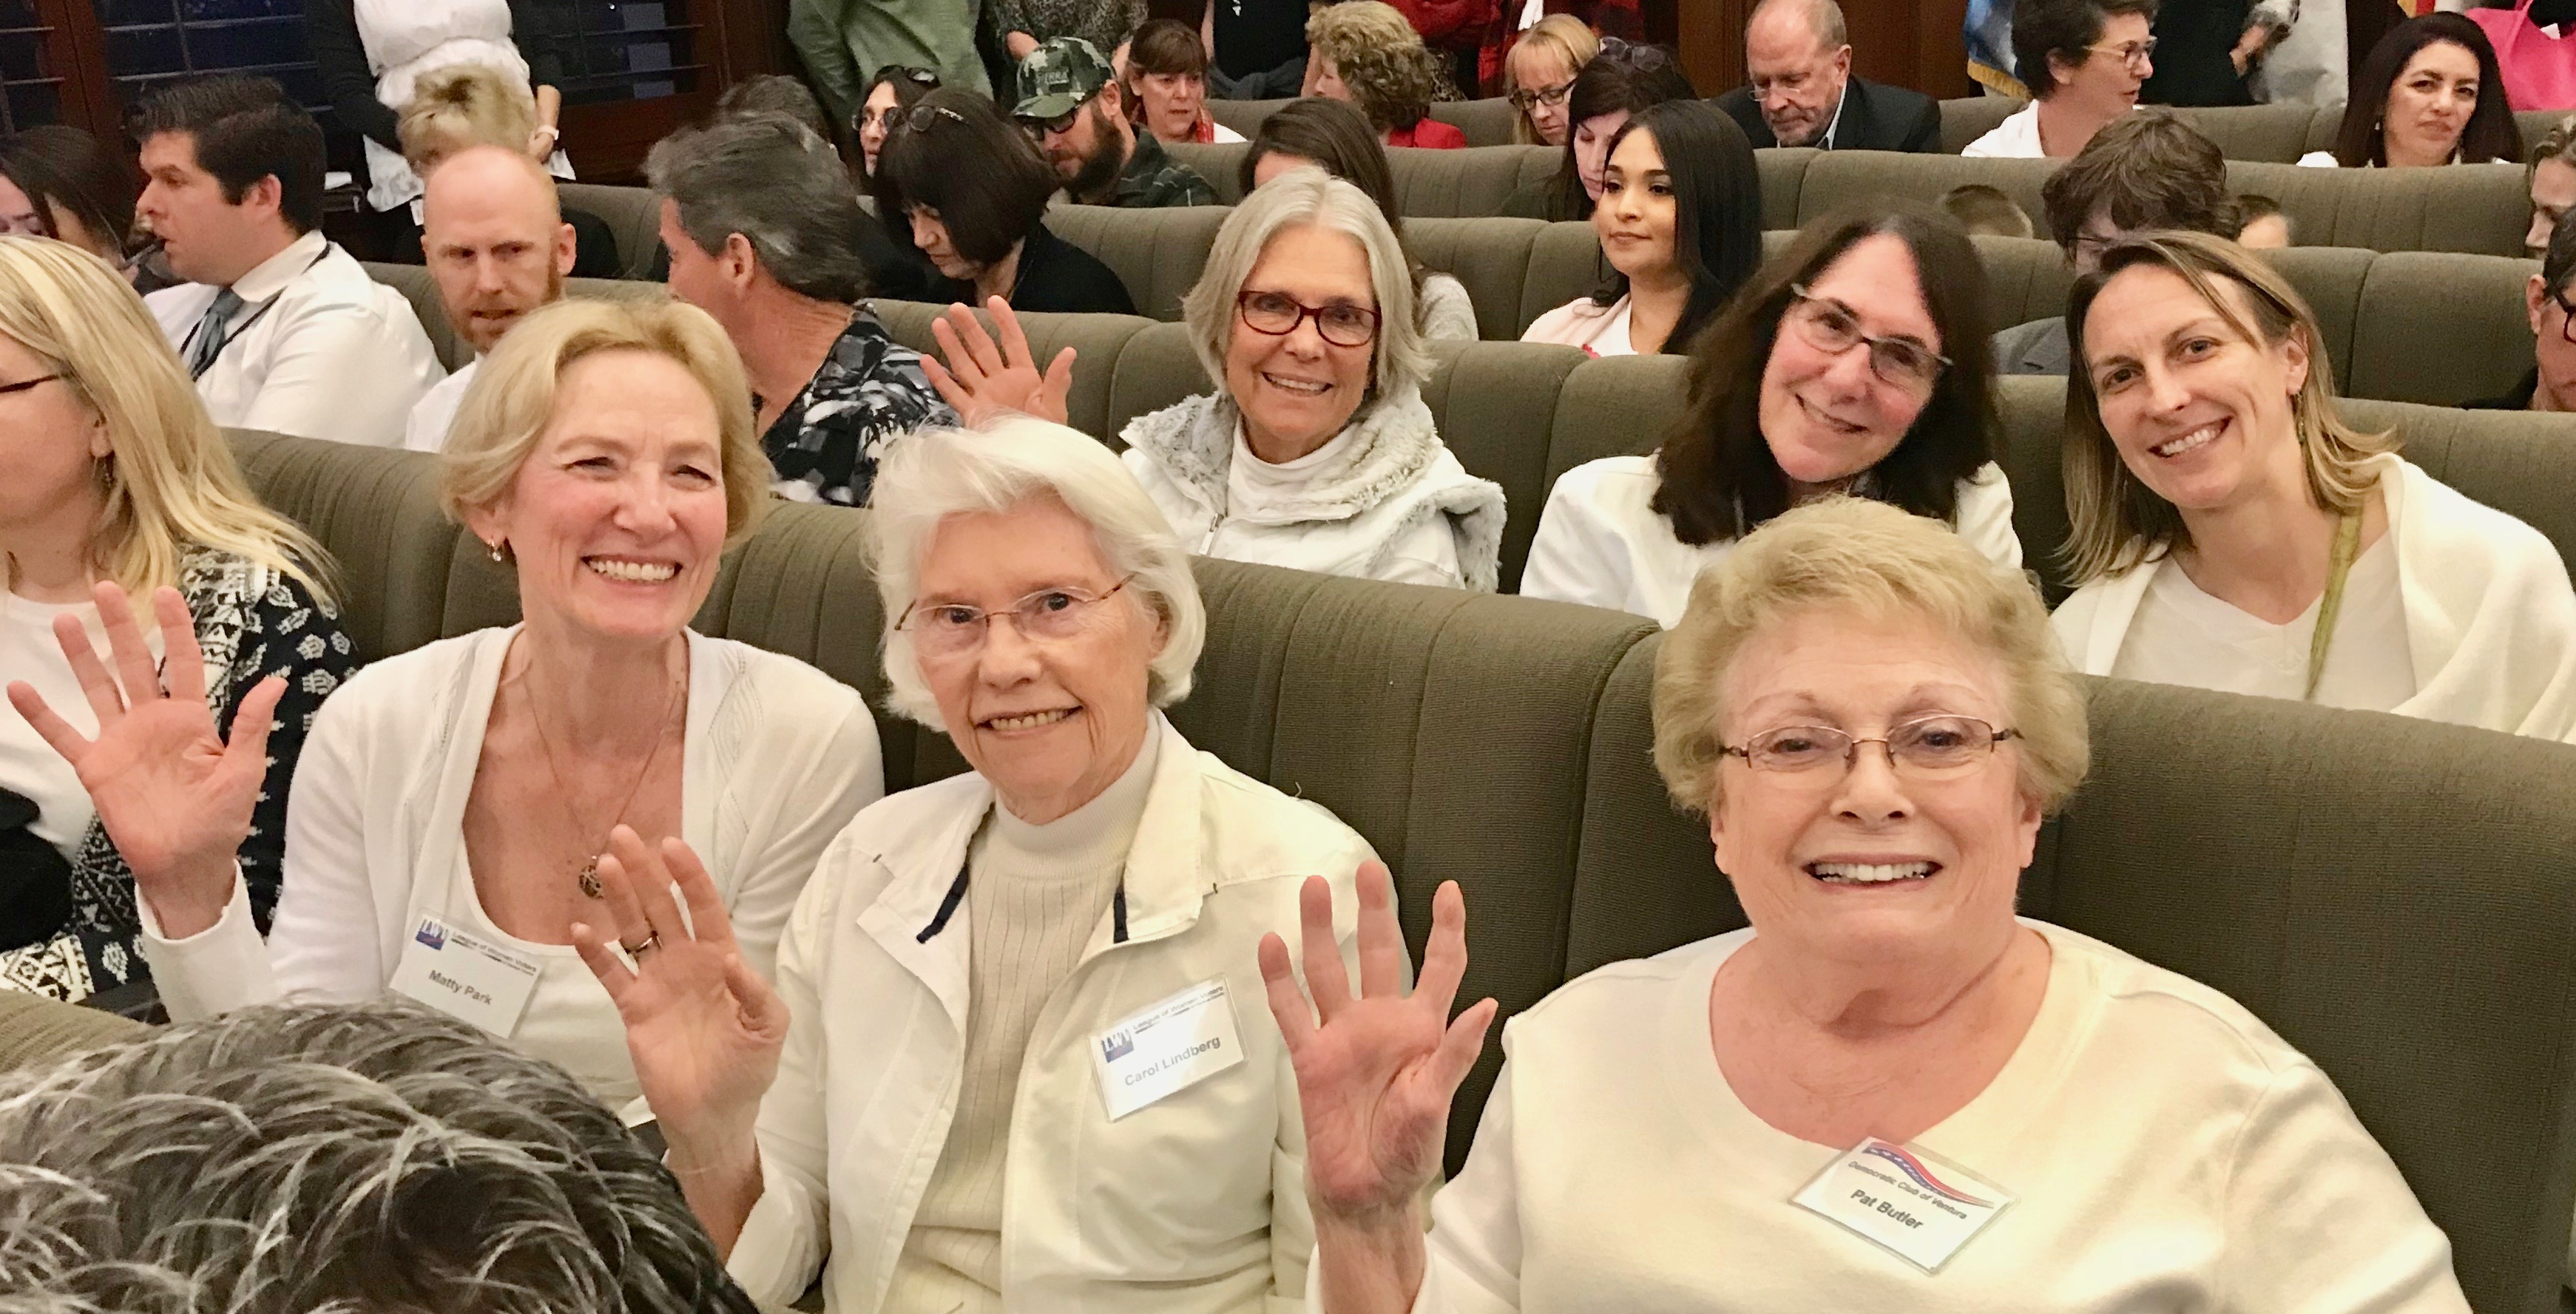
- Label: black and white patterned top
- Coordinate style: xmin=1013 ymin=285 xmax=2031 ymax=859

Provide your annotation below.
xmin=0 ymin=548 xmax=356 ymax=1004
xmin=762 ymin=308 xmax=956 ymax=509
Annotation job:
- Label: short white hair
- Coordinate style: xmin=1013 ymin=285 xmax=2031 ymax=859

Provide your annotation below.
xmin=867 ymin=418 xmax=1207 ymax=726
xmin=1181 ymin=166 xmax=1429 ymax=402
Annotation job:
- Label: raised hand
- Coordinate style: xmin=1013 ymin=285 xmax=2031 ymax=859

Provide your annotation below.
xmin=1260 ymin=862 xmax=1496 ymax=1227
xmin=922 ymin=295 xmax=1075 ymax=428
xmin=5 ymin=582 xmax=280 ymax=938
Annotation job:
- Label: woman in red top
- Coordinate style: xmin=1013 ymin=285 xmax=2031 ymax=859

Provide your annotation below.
xmin=1305 ymin=1 xmax=1470 ymax=149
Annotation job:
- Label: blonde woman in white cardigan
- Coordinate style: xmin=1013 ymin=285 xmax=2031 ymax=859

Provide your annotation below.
xmin=12 ymin=299 xmax=882 ymax=1106
xmin=2055 ymin=230 xmax=2576 ymax=739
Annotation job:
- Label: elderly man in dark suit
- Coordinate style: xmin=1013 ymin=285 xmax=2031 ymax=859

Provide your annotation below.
xmin=1713 ymin=0 xmax=1941 ymax=152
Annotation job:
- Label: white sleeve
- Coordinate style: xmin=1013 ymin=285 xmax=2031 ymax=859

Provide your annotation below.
xmin=717 ymin=691 xmax=885 ymax=984
xmin=726 ymin=860 xmax=840 ymax=1304
xmin=1373 ymin=514 xmax=1467 ymax=589
xmin=1410 ymin=1051 xmax=1528 ymax=1314
xmin=238 ymin=301 xmax=442 ymax=447
xmin=1952 ymin=463 xmax=2024 ymax=572
xmin=2218 ymin=1057 xmax=2472 ymax=1313
xmin=1516 ymin=469 xmax=1632 ymax=610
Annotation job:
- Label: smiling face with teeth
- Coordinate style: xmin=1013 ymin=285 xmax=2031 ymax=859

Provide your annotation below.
xmin=1709 ymin=605 xmax=2041 ymax=969
xmin=1224 ymin=223 xmax=1378 ymax=465
xmin=1756 ymin=234 xmax=1942 ymax=492
xmin=2080 ymin=264 xmax=2312 ymax=518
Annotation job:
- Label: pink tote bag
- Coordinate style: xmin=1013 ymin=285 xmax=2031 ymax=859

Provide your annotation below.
xmin=2472 ymin=0 xmax=2576 ymax=112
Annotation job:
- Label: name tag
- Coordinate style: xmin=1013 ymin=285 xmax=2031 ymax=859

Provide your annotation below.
xmin=386 ymin=913 xmax=542 ymax=1037
xmin=1791 ymin=1137 xmax=2015 ymax=1273
xmin=1092 ymin=977 xmax=1245 ymax=1120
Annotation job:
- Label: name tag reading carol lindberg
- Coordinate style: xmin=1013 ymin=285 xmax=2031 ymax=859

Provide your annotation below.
xmin=1092 ymin=977 xmax=1246 ymax=1120
xmin=1792 ymin=1137 xmax=2016 ymax=1273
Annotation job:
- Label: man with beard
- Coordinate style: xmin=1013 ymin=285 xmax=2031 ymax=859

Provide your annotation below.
xmin=1014 ymin=37 xmax=1215 ymax=207
xmin=404 ymin=144 xmax=575 ymax=451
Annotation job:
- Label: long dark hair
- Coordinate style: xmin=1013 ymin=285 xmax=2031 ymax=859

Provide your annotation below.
xmin=1238 ymin=96 xmax=1441 ymax=294
xmin=2333 ymin=13 xmax=2523 ymax=167
xmin=1590 ymin=101 xmax=1761 ymax=356
xmin=871 ymin=87 xmax=1056 ymax=265
xmin=1544 ymin=43 xmax=1695 ymax=220
xmin=1651 ymin=205 xmax=1998 ymax=546
xmin=0 ymin=126 xmax=137 ymax=259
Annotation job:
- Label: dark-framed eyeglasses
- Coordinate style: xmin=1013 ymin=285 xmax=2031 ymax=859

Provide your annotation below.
xmin=0 ymin=371 xmax=64 ymax=397
xmin=1236 ymin=289 xmax=1380 ymax=348
xmin=2552 ymin=287 xmax=2576 ymax=344
xmin=902 ymin=104 xmax=969 ymax=135
xmin=895 ymin=576 xmax=1137 ymax=657
xmin=1507 ymin=80 xmax=1574 ymax=112
xmin=2085 ymin=37 xmax=2157 ymax=69
xmin=1598 ymin=37 xmax=1674 ymax=72
xmin=1015 ymin=104 xmax=1085 ymax=135
xmin=1720 ymin=715 xmax=2019 ymax=778
xmin=873 ymin=64 xmax=942 ymax=88
xmin=1784 ymin=285 xmax=1950 ymax=394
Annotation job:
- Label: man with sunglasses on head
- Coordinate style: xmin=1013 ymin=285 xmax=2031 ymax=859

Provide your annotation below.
xmin=2468 ymin=207 xmax=2576 ymax=411
xmin=1714 ymin=0 xmax=1940 ymax=151
xmin=1014 ymin=36 xmax=1215 ymax=209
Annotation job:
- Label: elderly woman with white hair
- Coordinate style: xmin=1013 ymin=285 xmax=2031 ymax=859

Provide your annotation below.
xmin=15 ymin=297 xmax=882 ymax=1105
xmin=575 ymin=419 xmax=1390 ymax=1312
xmin=1264 ymin=498 xmax=2469 ymax=1313
xmin=929 ymin=168 xmax=1505 ymax=591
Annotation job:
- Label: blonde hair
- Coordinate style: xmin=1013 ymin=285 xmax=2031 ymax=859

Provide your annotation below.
xmin=1305 ymin=1 xmax=1441 ymax=133
xmin=398 ymin=64 xmax=538 ymax=172
xmin=1505 ymin=16 xmax=1600 ymax=143
xmin=1183 ymin=166 xmax=1428 ymax=402
xmin=0 ymin=236 xmax=328 ymax=606
xmin=2061 ymin=230 xmax=2396 ymax=584
xmin=439 ymin=299 xmax=772 ymax=549
xmin=1652 ymin=497 xmax=2089 ymax=817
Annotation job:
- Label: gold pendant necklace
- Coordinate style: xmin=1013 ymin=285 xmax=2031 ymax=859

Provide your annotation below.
xmin=527 ymin=669 xmax=686 ymax=899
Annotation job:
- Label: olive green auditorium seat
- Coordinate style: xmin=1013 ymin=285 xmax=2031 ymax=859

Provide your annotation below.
xmin=1168 ymin=140 xmax=1558 ymax=212
xmin=1203 ymin=97 xmax=1521 ymax=149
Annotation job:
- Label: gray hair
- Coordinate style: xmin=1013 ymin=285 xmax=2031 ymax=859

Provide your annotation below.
xmin=644 ymin=112 xmax=868 ymax=304
xmin=867 ymin=417 xmax=1207 ymax=726
xmin=1181 ymin=166 xmax=1428 ymax=403
xmin=0 ymin=1001 xmax=757 ymax=1314
xmin=1751 ymin=0 xmax=1849 ymax=50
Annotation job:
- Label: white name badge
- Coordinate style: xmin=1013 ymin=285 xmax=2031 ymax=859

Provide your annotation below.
xmin=1092 ymin=977 xmax=1246 ymax=1121
xmin=385 ymin=913 xmax=543 ymax=1037
xmin=1791 ymin=1137 xmax=2015 ymax=1273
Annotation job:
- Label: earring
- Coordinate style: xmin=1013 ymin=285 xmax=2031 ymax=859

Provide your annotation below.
xmin=487 ymin=540 xmax=507 ymax=563
xmin=92 ymin=453 xmax=113 ymax=490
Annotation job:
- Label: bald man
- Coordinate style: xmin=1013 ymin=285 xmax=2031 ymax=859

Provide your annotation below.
xmin=1713 ymin=0 xmax=1941 ymax=152
xmin=404 ymin=144 xmax=578 ymax=452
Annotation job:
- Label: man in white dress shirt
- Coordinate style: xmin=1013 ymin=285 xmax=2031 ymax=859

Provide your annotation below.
xmin=135 ymin=76 xmax=441 ymax=447
xmin=403 ymin=146 xmax=575 ymax=452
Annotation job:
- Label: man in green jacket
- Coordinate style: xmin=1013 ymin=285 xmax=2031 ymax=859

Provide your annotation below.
xmin=788 ymin=0 xmax=990 ymax=132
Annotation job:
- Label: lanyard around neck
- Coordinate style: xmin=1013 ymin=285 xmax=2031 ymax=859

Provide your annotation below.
xmin=2302 ymin=510 xmax=2364 ymax=702
xmin=179 ymin=242 xmax=334 ymax=381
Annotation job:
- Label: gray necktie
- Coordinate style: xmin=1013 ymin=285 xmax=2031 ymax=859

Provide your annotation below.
xmin=184 ymin=288 xmax=244 ymax=377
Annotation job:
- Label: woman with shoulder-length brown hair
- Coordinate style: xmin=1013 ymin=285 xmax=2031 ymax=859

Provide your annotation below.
xmin=2055 ymin=229 xmax=2576 ymax=737
xmin=2300 ymin=13 xmax=2521 ymax=169
xmin=1520 ymin=203 xmax=2021 ymax=626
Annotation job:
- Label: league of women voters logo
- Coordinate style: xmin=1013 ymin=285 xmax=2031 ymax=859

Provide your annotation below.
xmin=1862 ymin=1143 xmax=1995 ymax=1208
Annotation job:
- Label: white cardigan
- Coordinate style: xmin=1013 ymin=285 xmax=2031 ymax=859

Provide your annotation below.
xmin=1520 ymin=455 xmax=2023 ymax=627
xmin=1396 ymin=921 xmax=2469 ymax=1313
xmin=138 ymin=627 xmax=883 ymax=1100
xmin=2051 ymin=456 xmax=2576 ymax=740
xmin=728 ymin=715 xmax=1381 ymax=1314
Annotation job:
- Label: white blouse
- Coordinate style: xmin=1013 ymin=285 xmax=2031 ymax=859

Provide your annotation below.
xmin=1403 ymin=921 xmax=2470 ymax=1313
xmin=2110 ymin=533 xmax=2416 ymax=711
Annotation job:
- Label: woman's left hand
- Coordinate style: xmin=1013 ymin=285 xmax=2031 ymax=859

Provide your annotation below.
xmin=922 ymin=296 xmax=1076 ymax=428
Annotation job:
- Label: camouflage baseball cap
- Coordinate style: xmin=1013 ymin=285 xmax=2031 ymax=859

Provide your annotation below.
xmin=1013 ymin=36 xmax=1113 ymax=121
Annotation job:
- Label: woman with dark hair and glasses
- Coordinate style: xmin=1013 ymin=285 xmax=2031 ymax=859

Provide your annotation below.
xmin=1521 ymin=204 xmax=2021 ymax=626
xmin=2299 ymin=13 xmax=2522 ymax=169
xmin=872 ymin=87 xmax=1135 ymax=315
xmin=1521 ymin=101 xmax=1762 ymax=358
xmin=1503 ymin=38 xmax=1697 ymax=222
xmin=1240 ymin=97 xmax=1478 ymax=340
xmin=853 ymin=63 xmax=940 ymax=176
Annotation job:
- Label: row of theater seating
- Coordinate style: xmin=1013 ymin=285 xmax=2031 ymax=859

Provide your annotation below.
xmin=227 ymin=424 xmax=2576 ymax=1314
xmin=1209 ymin=92 xmax=2576 ymax=166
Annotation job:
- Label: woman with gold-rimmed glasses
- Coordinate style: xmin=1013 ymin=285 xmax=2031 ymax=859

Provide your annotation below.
xmin=1262 ymin=495 xmax=2471 ymax=1314
xmin=1522 ymin=204 xmax=2021 ymax=628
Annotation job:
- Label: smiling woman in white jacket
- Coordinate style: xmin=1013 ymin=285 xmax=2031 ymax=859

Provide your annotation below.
xmin=2052 ymin=230 xmax=2576 ymax=739
xmin=574 ymin=418 xmax=1386 ymax=1313
xmin=1117 ymin=167 xmax=1504 ymax=591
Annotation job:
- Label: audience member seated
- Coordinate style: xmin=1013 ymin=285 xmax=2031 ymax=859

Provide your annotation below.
xmin=1502 ymin=14 xmax=1600 ymax=146
xmin=1524 ymin=102 xmax=1761 ymax=359
xmin=1963 ymin=0 xmax=2154 ymax=158
xmin=2469 ymin=208 xmax=2576 ymax=411
xmin=398 ymin=64 xmax=618 ymax=280
xmin=2140 ymin=0 xmax=2288 ymax=106
xmin=2526 ymin=115 xmax=2576 ymax=256
xmin=2057 ymin=231 xmax=2576 ymax=738
xmin=1126 ymin=18 xmax=1245 ymax=144
xmin=1304 ymin=2 xmax=1469 ymax=149
xmin=576 ymin=419 xmax=1387 ymax=1310
xmin=1522 ymin=206 xmax=2020 ymax=626
xmin=1995 ymin=112 xmax=2239 ymax=376
xmin=1272 ymin=497 xmax=2473 ymax=1313
xmin=137 ymin=76 xmax=441 ymax=447
xmin=0 ymin=237 xmax=353 ymax=1004
xmin=1716 ymin=0 xmax=1941 ymax=151
xmin=1504 ymin=38 xmax=1697 ymax=222
xmin=0 ymin=1000 xmax=763 ymax=1313
xmin=2299 ymin=13 xmax=2521 ymax=169
xmin=1940 ymin=183 xmax=2036 ymax=238
xmin=876 ymin=89 xmax=1140 ymax=316
xmin=1208 ymin=0 xmax=1312 ymax=98
xmin=652 ymin=113 xmax=955 ymax=507
xmin=0 ymin=126 xmax=144 ymax=282
xmin=21 ymin=299 xmax=885 ymax=1104
xmin=1016 ymin=37 xmax=1216 ymax=208
xmin=403 ymin=146 xmax=575 ymax=453
xmin=2236 ymin=192 xmax=2291 ymax=247
xmin=1242 ymin=97 xmax=1479 ymax=341
xmin=854 ymin=64 xmax=941 ymax=178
